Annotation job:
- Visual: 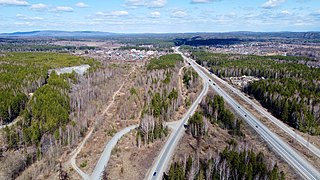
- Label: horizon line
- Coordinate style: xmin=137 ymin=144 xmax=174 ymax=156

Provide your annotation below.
xmin=1 ymin=30 xmax=320 ymax=35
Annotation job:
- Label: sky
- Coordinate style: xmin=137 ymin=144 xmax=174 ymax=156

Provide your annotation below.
xmin=0 ymin=0 xmax=319 ymax=33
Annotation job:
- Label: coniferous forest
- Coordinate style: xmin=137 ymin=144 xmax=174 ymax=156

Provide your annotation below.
xmin=0 ymin=52 xmax=99 ymax=149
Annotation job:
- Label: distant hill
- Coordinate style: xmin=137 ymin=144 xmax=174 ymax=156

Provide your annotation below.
xmin=0 ymin=30 xmax=117 ymax=38
xmin=1 ymin=30 xmax=319 ymax=41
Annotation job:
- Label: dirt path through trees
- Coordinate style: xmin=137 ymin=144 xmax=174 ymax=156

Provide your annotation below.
xmin=67 ymin=67 xmax=136 ymax=178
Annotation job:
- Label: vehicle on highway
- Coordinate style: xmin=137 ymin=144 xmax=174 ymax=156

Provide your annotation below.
xmin=153 ymin=172 xmax=157 ymax=176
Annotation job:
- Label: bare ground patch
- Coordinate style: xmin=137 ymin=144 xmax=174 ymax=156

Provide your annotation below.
xmin=105 ymin=129 xmax=169 ymax=180
xmin=73 ymin=70 xmax=139 ymax=176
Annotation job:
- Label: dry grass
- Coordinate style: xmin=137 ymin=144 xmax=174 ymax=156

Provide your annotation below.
xmin=105 ymin=129 xmax=169 ymax=180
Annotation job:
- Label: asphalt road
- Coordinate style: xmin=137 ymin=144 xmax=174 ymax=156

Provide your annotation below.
xmin=175 ymin=47 xmax=320 ymax=180
xmin=209 ymin=72 xmax=320 ymax=159
xmin=69 ymin=67 xmax=135 ymax=179
xmin=146 ymin=80 xmax=209 ymax=180
xmin=90 ymin=125 xmax=138 ymax=180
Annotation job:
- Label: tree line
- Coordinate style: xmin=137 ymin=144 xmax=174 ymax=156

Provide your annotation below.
xmin=147 ymin=54 xmax=183 ymax=70
xmin=137 ymin=54 xmax=183 ymax=147
xmin=183 ymin=68 xmax=199 ymax=89
xmin=0 ymin=52 xmax=98 ymax=126
xmin=0 ymin=44 xmax=95 ymax=52
xmin=4 ymin=71 xmax=72 ymax=150
xmin=197 ymin=94 xmax=244 ymax=137
xmin=164 ymin=144 xmax=285 ymax=180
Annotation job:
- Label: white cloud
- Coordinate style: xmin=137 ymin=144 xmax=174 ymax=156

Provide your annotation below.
xmin=191 ymin=0 xmax=215 ymax=3
xmin=150 ymin=11 xmax=160 ymax=18
xmin=125 ymin=0 xmax=167 ymax=8
xmin=311 ymin=9 xmax=320 ymax=15
xmin=262 ymin=0 xmax=286 ymax=8
xmin=281 ymin=10 xmax=290 ymax=14
xmin=111 ymin=10 xmax=129 ymax=16
xmin=125 ymin=0 xmax=145 ymax=7
xmin=54 ymin=6 xmax=74 ymax=12
xmin=76 ymin=2 xmax=88 ymax=8
xmin=96 ymin=10 xmax=129 ymax=17
xmin=149 ymin=0 xmax=166 ymax=8
xmin=96 ymin=12 xmax=106 ymax=16
xmin=172 ymin=10 xmax=187 ymax=18
xmin=0 ymin=0 xmax=29 ymax=6
xmin=16 ymin=13 xmax=43 ymax=20
xmin=14 ymin=22 xmax=33 ymax=26
xmin=30 ymin=3 xmax=47 ymax=10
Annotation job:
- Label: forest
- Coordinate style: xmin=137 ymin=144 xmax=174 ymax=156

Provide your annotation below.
xmin=174 ymin=37 xmax=245 ymax=46
xmin=0 ymin=52 xmax=137 ymax=179
xmin=4 ymin=71 xmax=73 ymax=149
xmin=147 ymin=54 xmax=183 ymax=70
xmin=192 ymin=51 xmax=320 ymax=135
xmin=164 ymin=145 xmax=285 ymax=180
xmin=183 ymin=68 xmax=199 ymax=89
xmin=137 ymin=54 xmax=184 ymax=146
xmin=0 ymin=52 xmax=98 ymax=126
xmin=0 ymin=44 xmax=95 ymax=52
xmin=186 ymin=93 xmax=243 ymax=140
xmin=200 ymin=94 xmax=244 ymax=137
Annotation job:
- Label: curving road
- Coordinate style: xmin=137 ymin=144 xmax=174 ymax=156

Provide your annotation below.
xmin=69 ymin=67 xmax=135 ymax=179
xmin=90 ymin=125 xmax=138 ymax=179
xmin=89 ymin=65 xmax=189 ymax=180
xmin=175 ymin=47 xmax=320 ymax=180
xmin=146 ymin=80 xmax=209 ymax=180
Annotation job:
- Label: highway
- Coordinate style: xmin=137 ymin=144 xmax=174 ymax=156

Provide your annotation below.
xmin=208 ymin=72 xmax=320 ymax=159
xmin=146 ymin=80 xmax=209 ymax=180
xmin=174 ymin=47 xmax=320 ymax=180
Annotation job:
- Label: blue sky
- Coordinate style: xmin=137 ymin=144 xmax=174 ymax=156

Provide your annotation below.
xmin=0 ymin=0 xmax=319 ymax=33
